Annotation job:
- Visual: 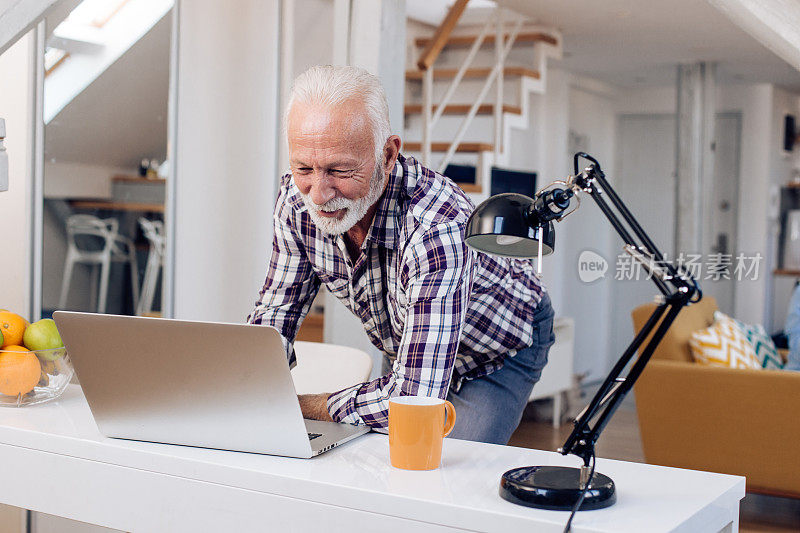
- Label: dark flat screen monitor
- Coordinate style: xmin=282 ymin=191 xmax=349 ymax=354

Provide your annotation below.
xmin=443 ymin=164 xmax=537 ymax=198
xmin=491 ymin=167 xmax=537 ymax=197
xmin=443 ymin=163 xmax=477 ymax=185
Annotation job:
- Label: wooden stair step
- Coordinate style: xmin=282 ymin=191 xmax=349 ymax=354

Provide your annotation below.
xmin=415 ymin=32 xmax=558 ymax=49
xmin=403 ymin=142 xmax=493 ymax=153
xmin=455 ymin=182 xmax=482 ymax=193
xmin=404 ymin=103 xmax=521 ymax=115
xmin=406 ymin=66 xmax=539 ymax=81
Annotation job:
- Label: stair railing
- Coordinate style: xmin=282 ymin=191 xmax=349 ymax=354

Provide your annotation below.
xmin=417 ymin=3 xmax=523 ymax=173
xmin=436 ymin=17 xmax=522 ymax=174
xmin=417 ymin=0 xmax=471 ymax=166
xmin=431 ymin=18 xmax=493 ymax=131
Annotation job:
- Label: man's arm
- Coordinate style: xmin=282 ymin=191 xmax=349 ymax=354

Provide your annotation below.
xmin=248 ymin=177 xmax=320 ymax=368
xmin=299 ymin=393 xmax=334 ymax=421
xmin=325 ymin=221 xmax=473 ymax=428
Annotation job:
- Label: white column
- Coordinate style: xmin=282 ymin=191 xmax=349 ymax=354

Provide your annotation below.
xmin=332 ymin=0 xmax=351 ymax=66
xmin=675 ymin=62 xmax=716 ymax=255
xmin=276 ymin=0 xmax=295 ymax=177
xmin=494 ymin=7 xmax=503 ymax=159
xmin=348 ymin=0 xmax=406 ymax=135
xmin=170 ymin=0 xmax=280 ymax=322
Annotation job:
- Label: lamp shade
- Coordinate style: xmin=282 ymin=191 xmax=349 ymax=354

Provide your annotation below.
xmin=465 ymin=193 xmax=555 ymax=258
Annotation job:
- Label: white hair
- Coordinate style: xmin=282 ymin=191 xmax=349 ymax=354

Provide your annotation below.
xmin=286 ymin=65 xmax=393 ymax=166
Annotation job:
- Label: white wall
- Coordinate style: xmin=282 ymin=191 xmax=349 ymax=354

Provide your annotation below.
xmin=349 ymin=0 xmax=407 ymax=138
xmin=616 ymin=85 xmax=677 ymax=115
xmin=0 ymin=24 xmax=32 ymax=533
xmin=535 ymin=68 xmax=572 ymax=320
xmin=0 ymin=31 xmax=34 ymax=318
xmin=171 ymin=0 xmax=280 ymax=322
xmin=292 ymin=0 xmax=334 ymax=78
xmin=560 ymin=79 xmax=617 ymax=380
xmin=43 ymin=161 xmax=129 ymax=199
xmin=480 ymin=66 xmax=619 ymax=381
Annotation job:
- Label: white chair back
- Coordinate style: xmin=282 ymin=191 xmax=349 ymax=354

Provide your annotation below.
xmin=66 ymin=214 xmax=119 ymax=257
xmin=138 ymin=218 xmax=165 ymax=257
xmin=60 ymin=214 xmax=139 ymax=313
xmin=136 ymin=217 xmax=166 ymax=316
xmin=291 ymin=341 xmax=373 ymax=395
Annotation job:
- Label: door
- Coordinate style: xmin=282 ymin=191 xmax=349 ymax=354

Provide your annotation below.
xmin=703 ymin=112 xmax=741 ymax=315
xmin=611 ymin=112 xmax=741 ymax=360
xmin=610 ymin=114 xmax=677 ymax=362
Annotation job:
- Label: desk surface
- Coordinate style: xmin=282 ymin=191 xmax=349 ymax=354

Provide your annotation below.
xmin=0 ymin=386 xmax=744 ymax=533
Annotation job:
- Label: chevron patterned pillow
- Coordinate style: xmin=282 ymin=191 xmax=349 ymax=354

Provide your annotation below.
xmin=723 ymin=313 xmax=785 ymax=370
xmin=689 ymin=313 xmax=761 ymax=369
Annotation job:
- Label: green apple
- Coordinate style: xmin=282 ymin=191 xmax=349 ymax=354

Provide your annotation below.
xmin=23 ymin=319 xmax=64 ymax=360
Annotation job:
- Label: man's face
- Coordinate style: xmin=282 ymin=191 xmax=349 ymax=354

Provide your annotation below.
xmin=288 ymin=100 xmax=386 ymax=235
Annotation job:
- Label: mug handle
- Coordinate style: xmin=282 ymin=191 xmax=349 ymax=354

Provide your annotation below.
xmin=442 ymin=400 xmax=456 ymax=437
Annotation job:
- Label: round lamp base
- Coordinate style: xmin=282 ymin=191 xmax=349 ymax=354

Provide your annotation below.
xmin=499 ymin=466 xmax=616 ymax=511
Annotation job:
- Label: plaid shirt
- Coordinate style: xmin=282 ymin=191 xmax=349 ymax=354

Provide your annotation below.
xmin=248 ymin=154 xmax=545 ymax=428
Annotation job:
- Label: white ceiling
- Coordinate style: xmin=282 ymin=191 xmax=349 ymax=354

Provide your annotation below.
xmin=44 ymin=9 xmax=171 ymax=168
xmin=498 ymin=0 xmax=800 ymax=89
xmin=412 ymin=0 xmax=800 ymax=90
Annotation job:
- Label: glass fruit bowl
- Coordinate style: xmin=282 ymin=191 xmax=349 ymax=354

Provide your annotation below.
xmin=0 ymin=347 xmax=74 ymax=407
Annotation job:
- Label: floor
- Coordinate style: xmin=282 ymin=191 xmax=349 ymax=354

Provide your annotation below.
xmin=510 ymin=392 xmax=800 ymax=533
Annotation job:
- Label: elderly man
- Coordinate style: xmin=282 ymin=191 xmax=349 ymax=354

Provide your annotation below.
xmin=248 ymin=65 xmax=554 ymax=445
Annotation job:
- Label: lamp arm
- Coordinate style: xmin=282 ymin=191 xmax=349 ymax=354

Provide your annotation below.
xmin=555 ymin=153 xmax=701 ymax=467
xmin=560 ymin=300 xmax=684 ymax=466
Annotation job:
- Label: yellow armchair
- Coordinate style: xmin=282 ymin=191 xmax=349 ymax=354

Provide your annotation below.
xmin=632 ymin=297 xmax=800 ymax=497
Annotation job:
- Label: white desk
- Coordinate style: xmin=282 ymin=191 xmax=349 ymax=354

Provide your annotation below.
xmin=0 ymin=386 xmax=744 ymax=533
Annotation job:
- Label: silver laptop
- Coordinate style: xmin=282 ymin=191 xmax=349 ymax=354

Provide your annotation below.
xmin=53 ymin=311 xmax=369 ymax=458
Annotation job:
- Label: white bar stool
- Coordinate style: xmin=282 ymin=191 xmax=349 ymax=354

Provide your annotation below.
xmin=136 ymin=217 xmax=165 ymax=316
xmin=58 ymin=214 xmax=139 ymax=314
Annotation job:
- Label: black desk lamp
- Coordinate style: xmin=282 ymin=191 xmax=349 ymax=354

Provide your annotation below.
xmin=465 ymin=153 xmax=701 ymax=513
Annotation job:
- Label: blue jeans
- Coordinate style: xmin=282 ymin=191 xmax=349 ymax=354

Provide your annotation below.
xmin=446 ymin=293 xmax=555 ymax=444
xmin=785 ymin=285 xmax=800 ymax=371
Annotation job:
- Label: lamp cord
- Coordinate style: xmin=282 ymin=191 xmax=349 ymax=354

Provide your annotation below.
xmin=563 ymin=451 xmax=596 ymax=533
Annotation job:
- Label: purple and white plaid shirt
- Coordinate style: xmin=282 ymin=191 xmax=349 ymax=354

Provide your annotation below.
xmin=248 ymin=154 xmax=545 ymax=428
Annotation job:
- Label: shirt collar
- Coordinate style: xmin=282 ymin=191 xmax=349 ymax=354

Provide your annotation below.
xmin=364 ymin=155 xmax=405 ymax=250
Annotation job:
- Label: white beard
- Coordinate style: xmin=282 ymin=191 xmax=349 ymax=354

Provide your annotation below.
xmin=299 ymin=166 xmax=388 ymax=236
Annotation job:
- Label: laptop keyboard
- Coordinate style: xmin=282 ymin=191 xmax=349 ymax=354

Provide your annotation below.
xmin=308 ymin=432 xmax=322 ymax=441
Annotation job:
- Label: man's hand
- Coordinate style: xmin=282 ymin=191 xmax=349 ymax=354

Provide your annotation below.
xmin=298 ymin=393 xmax=334 ymax=422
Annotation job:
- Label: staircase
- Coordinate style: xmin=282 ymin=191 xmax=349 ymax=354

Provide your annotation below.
xmin=403 ymin=1 xmax=561 ymax=202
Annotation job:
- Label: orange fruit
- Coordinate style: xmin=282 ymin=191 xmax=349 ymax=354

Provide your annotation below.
xmin=0 ymin=311 xmax=28 ymax=348
xmin=0 ymin=345 xmax=41 ymax=396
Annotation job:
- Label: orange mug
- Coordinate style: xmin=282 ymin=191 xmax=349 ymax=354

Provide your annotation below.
xmin=388 ymin=396 xmax=456 ymax=470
